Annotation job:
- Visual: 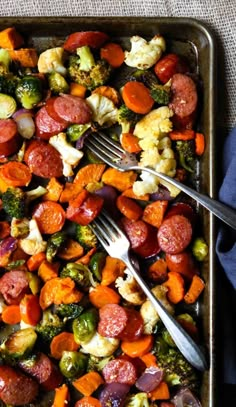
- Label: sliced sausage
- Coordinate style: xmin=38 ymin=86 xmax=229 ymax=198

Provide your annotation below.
xmin=64 ymin=31 xmax=109 ymax=52
xmin=98 ymin=304 xmax=128 ymax=338
xmin=118 ymin=309 xmax=144 ymax=341
xmin=154 ymin=53 xmax=189 ymax=84
xmin=19 ymin=352 xmax=63 ymax=391
xmin=0 ymin=365 xmax=39 ymax=406
xmin=172 ymin=111 xmax=196 ymax=130
xmin=66 ymin=192 xmax=104 ymax=225
xmin=35 ymin=106 xmax=67 ymax=139
xmin=164 ymin=202 xmax=197 ymax=227
xmin=166 ymin=251 xmax=199 ymax=280
xmin=102 ymin=358 xmax=137 ymax=385
xmin=24 ymin=139 xmax=63 ymax=178
xmin=157 ymin=214 xmax=192 ymax=254
xmin=48 ymin=94 xmax=92 ymax=124
xmin=45 ymin=97 xmax=68 ymax=124
xmin=0 ymin=270 xmax=29 ymax=305
xmin=169 ymin=73 xmax=198 ymax=119
xmin=0 ymin=119 xmax=21 ymax=157
xmin=121 ymin=217 xmax=160 ymax=258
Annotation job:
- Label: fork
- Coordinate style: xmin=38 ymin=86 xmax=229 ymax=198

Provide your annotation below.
xmin=85 ymin=131 xmax=236 ymax=230
xmin=90 ymin=210 xmax=208 ymax=371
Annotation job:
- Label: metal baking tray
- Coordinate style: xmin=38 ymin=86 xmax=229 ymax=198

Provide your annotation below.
xmin=0 ymin=16 xmax=217 ymax=407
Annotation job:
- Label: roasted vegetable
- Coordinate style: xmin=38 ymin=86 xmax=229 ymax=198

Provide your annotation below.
xmin=67 ymin=123 xmax=91 ymax=143
xmin=35 ymin=310 xmax=65 ymax=343
xmin=2 ymin=187 xmax=25 ymax=219
xmin=86 ymin=354 xmax=114 ymax=373
xmin=72 ymin=308 xmax=98 ymax=344
xmin=192 ymin=237 xmax=208 ymax=262
xmin=68 ymin=46 xmax=111 ymax=91
xmin=0 ymin=93 xmax=17 ymax=119
xmin=0 ymin=48 xmax=11 ymax=75
xmin=175 ymin=139 xmax=196 ymax=173
xmin=46 ymin=231 xmax=66 ymax=263
xmin=0 ymin=75 xmax=19 ymax=96
xmin=59 ymin=351 xmax=88 ymax=379
xmin=0 ymin=328 xmax=37 ymax=361
xmin=89 ymin=251 xmax=106 ymax=281
xmin=60 ymin=262 xmax=91 ymax=288
xmin=117 ymin=104 xmax=142 ymax=133
xmin=48 ymin=71 xmax=69 ymax=94
xmin=15 ymin=75 xmax=43 ymax=109
xmin=55 ymin=303 xmax=84 ymax=321
xmin=131 ymin=69 xmax=170 ymax=105
xmin=75 ymin=224 xmax=97 ymax=251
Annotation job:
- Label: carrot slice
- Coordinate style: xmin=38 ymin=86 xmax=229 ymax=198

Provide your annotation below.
xmin=75 ymin=247 xmax=96 ymax=265
xmin=42 ymin=177 xmax=64 ymax=202
xmin=163 ymin=271 xmax=185 ymax=304
xmin=60 ymin=182 xmax=83 ymax=203
xmin=50 ymin=332 xmax=79 ymax=359
xmin=101 ymin=256 xmax=126 ymax=286
xmin=140 ymin=352 xmax=158 ymax=367
xmin=74 ymin=164 xmax=106 ymax=187
xmin=0 ymin=27 xmax=24 ymax=49
xmin=52 ymin=384 xmax=70 ymax=407
xmin=70 ymin=83 xmax=87 ymax=98
xmin=20 ymin=294 xmax=42 ymax=326
xmin=184 ymin=275 xmax=205 ymax=304
xmin=89 ymin=285 xmax=121 ymax=308
xmin=148 ymin=381 xmax=170 ymax=401
xmin=142 ymin=200 xmax=168 ymax=228
xmin=58 ymin=239 xmax=84 ymax=260
xmin=0 ymin=221 xmax=10 ymax=239
xmin=122 ymin=188 xmax=150 ymax=201
xmin=8 ymin=48 xmax=38 ymax=67
xmin=169 ymin=129 xmax=195 ymax=141
xmin=38 ymin=260 xmax=60 ymax=282
xmin=27 ymin=252 xmax=46 ymax=272
xmin=72 ymin=372 xmax=104 ymax=396
xmin=39 ymin=277 xmax=83 ymax=310
xmin=32 ymin=201 xmax=65 ymax=234
xmin=0 ymin=161 xmax=32 ymax=187
xmin=120 ymin=133 xmax=142 ymax=153
xmin=195 ymin=132 xmax=205 ymax=155
xmin=148 ymin=258 xmax=168 ymax=283
xmin=75 ymin=396 xmax=101 ymax=407
xmin=92 ymin=86 xmax=120 ymax=105
xmin=100 ymin=43 xmax=125 ymax=68
xmin=116 ymin=195 xmax=143 ymax=221
xmin=102 ymin=168 xmax=137 ymax=192
xmin=122 ymin=82 xmax=154 ymax=114
xmin=2 ymin=305 xmax=21 ymax=324
xmin=121 ymin=335 xmax=154 ymax=358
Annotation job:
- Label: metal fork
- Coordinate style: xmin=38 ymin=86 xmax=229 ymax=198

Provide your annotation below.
xmin=85 ymin=131 xmax=236 ymax=230
xmin=90 ymin=210 xmax=208 ymax=371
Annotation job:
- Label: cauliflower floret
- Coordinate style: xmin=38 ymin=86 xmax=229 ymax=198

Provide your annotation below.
xmin=80 ymin=332 xmax=119 ymax=357
xmin=38 ymin=47 xmax=67 ymax=75
xmin=49 ymin=132 xmax=83 ymax=177
xmin=134 ymin=107 xmax=173 ymax=141
xmin=19 ymin=219 xmax=47 ymax=256
xmin=140 ymin=285 xmax=174 ymax=334
xmin=11 ymin=217 xmax=30 ymax=238
xmin=125 ymin=393 xmax=149 ymax=407
xmin=139 ymin=148 xmax=160 ymax=168
xmin=133 ymin=173 xmax=159 ymax=196
xmin=124 ymin=35 xmax=166 ymax=70
xmin=115 ymin=269 xmax=146 ymax=305
xmin=86 ymin=93 xmax=118 ymax=127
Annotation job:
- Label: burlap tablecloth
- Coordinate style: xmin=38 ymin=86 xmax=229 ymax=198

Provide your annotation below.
xmin=0 ymin=0 xmax=235 ymax=131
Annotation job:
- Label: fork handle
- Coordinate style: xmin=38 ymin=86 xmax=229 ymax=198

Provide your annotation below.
xmin=134 ymin=165 xmax=236 ymax=230
xmin=123 ymin=255 xmax=208 ymax=371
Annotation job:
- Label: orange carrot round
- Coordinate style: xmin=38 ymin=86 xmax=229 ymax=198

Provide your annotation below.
xmin=89 ymin=285 xmax=121 ymax=308
xmin=122 ymin=81 xmax=154 ymax=114
xmin=20 ymin=294 xmax=42 ymax=326
xmin=116 ymin=195 xmax=143 ymax=221
xmin=195 ymin=132 xmax=205 ymax=156
xmin=121 ymin=334 xmax=154 ymax=358
xmin=32 ymin=201 xmax=66 ymax=234
xmin=163 ymin=271 xmax=185 ymax=304
xmin=50 ymin=332 xmax=79 ymax=359
xmin=1 ymin=305 xmax=21 ymax=324
xmin=27 ymin=252 xmax=46 ymax=272
xmin=75 ymin=396 xmax=102 ymax=407
xmin=100 ymin=43 xmax=125 ymax=68
xmin=120 ymin=133 xmax=142 ymax=153
xmin=52 ymin=383 xmax=70 ymax=407
xmin=0 ymin=161 xmax=32 ymax=187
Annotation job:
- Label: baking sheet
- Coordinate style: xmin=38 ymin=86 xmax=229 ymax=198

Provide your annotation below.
xmin=0 ymin=16 xmax=217 ymax=407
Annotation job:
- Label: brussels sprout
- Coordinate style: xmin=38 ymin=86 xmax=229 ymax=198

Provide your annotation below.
xmin=162 ymin=329 xmax=176 ymax=348
xmin=73 ymin=308 xmax=98 ymax=344
xmin=192 ymin=237 xmax=208 ymax=261
xmin=0 ymin=93 xmax=17 ymax=119
xmin=66 ymin=123 xmax=91 ymax=142
xmin=89 ymin=251 xmax=106 ymax=281
xmin=59 ymin=350 xmax=88 ymax=379
xmin=48 ymin=71 xmax=69 ymax=94
xmin=26 ymin=272 xmax=41 ymax=295
xmin=0 ymin=328 xmax=37 ymax=360
xmin=60 ymin=262 xmax=91 ymax=288
xmin=15 ymin=75 xmax=43 ymax=109
xmin=46 ymin=231 xmax=66 ymax=263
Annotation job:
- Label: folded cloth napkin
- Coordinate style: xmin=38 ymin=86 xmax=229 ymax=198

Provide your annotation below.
xmin=216 ymin=127 xmax=236 ymax=384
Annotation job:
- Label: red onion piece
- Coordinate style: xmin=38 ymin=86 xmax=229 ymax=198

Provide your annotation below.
xmin=99 ymin=383 xmax=130 ymax=407
xmin=0 ymin=237 xmax=17 ymax=266
xmin=150 ymin=185 xmax=173 ymax=201
xmin=95 ymin=186 xmax=120 ymax=219
xmin=12 ymin=109 xmax=35 ymax=139
xmin=135 ymin=366 xmax=163 ymax=392
xmin=172 ymin=388 xmax=202 ymax=407
xmin=75 ymin=129 xmax=92 ymax=150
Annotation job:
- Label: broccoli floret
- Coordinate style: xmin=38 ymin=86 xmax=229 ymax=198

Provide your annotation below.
xmin=35 ymin=310 xmax=65 ymax=343
xmin=60 ymin=262 xmax=91 ymax=288
xmin=0 ymin=75 xmax=19 ymax=96
xmin=15 ymin=75 xmax=43 ymax=109
xmin=48 ymin=71 xmax=69 ymax=94
xmin=154 ymin=336 xmax=200 ymax=391
xmin=46 ymin=231 xmax=66 ymax=263
xmin=2 ymin=187 xmax=26 ymax=219
xmin=192 ymin=237 xmax=208 ymax=262
xmin=118 ymin=104 xmax=142 ymax=133
xmin=75 ymin=224 xmax=97 ymax=251
xmin=55 ymin=303 xmax=84 ymax=321
xmin=68 ymin=46 xmax=111 ymax=91
xmin=87 ymin=354 xmax=114 ymax=373
xmin=175 ymin=139 xmax=196 ymax=173
xmin=0 ymin=49 xmax=11 ymax=75
xmin=131 ymin=69 xmax=170 ymax=105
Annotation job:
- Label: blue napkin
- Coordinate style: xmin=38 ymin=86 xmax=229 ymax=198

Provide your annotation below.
xmin=216 ymin=127 xmax=236 ymax=384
